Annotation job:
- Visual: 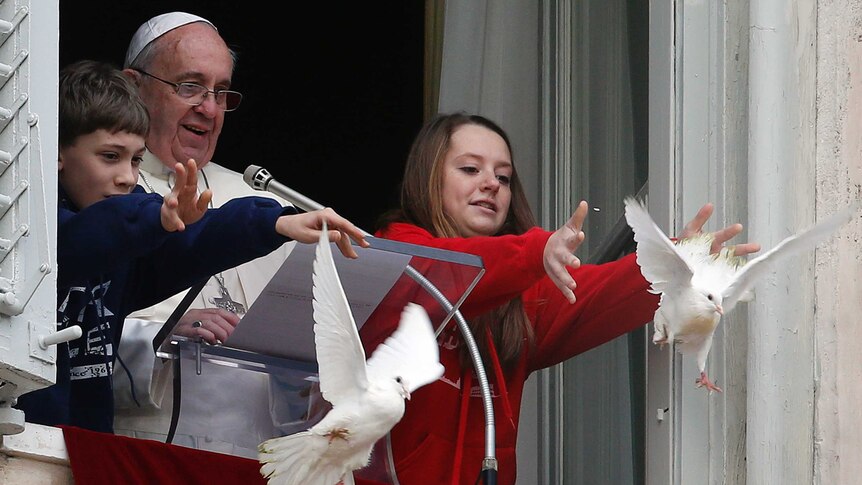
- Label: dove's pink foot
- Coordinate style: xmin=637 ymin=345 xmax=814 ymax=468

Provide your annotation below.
xmin=326 ymin=428 xmax=350 ymax=443
xmin=695 ymin=372 xmax=723 ymax=393
xmin=653 ymin=335 xmax=668 ymax=349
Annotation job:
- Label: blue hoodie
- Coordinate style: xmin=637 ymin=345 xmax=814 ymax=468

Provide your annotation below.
xmin=15 ymin=185 xmax=295 ymax=433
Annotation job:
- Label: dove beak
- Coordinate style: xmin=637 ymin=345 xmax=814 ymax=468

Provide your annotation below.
xmin=716 ymin=304 xmax=724 ymax=315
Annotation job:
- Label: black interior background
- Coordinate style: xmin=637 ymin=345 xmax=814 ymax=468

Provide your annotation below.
xmin=59 ymin=2 xmax=425 ymax=232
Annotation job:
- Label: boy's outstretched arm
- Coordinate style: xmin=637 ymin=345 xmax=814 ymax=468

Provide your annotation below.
xmin=160 ymin=158 xmax=213 ymax=232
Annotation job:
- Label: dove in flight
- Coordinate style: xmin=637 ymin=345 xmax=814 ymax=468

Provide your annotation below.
xmin=258 ymin=223 xmax=444 ymax=485
xmin=624 ymin=196 xmax=859 ymax=393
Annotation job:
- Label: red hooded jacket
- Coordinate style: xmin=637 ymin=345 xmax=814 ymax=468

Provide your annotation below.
xmin=356 ymin=222 xmax=658 ymax=485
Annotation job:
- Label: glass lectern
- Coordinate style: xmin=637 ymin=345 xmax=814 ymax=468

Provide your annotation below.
xmin=153 ymin=236 xmax=485 ymax=482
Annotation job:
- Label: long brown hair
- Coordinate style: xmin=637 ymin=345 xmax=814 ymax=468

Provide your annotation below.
xmin=378 ymin=112 xmax=537 ymax=369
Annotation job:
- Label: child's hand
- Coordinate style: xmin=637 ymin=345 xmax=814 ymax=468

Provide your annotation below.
xmin=543 ymin=200 xmax=588 ymax=304
xmin=160 ymin=158 xmax=213 ymax=232
xmin=274 ymin=207 xmax=369 ymax=258
xmin=679 ymin=202 xmax=761 ymax=256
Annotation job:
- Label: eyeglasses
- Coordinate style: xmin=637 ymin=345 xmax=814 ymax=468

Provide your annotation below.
xmin=134 ymin=69 xmax=243 ymax=112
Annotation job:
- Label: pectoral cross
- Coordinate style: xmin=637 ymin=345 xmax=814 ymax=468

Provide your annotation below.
xmin=209 ymin=273 xmax=245 ymax=314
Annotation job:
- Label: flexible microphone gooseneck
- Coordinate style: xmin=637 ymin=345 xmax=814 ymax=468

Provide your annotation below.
xmin=242 ymin=165 xmax=324 ymax=214
xmin=242 ymin=165 xmax=499 ymax=484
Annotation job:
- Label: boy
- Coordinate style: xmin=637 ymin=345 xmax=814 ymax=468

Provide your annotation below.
xmin=15 ymin=60 xmax=367 ymax=433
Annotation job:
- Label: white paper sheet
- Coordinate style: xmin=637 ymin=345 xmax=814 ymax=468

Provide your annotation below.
xmin=225 ymin=242 xmax=411 ymax=363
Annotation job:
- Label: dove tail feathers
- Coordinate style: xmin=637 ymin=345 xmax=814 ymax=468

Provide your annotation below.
xmin=259 ymin=431 xmax=353 ymax=485
xmin=259 ymin=431 xmax=317 ymax=485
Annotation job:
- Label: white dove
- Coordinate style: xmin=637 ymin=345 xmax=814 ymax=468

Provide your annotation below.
xmin=624 ymin=196 xmax=858 ymax=393
xmin=258 ymin=223 xmax=445 ymax=485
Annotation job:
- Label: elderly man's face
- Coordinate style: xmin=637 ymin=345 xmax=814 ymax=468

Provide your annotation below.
xmin=137 ymin=23 xmax=234 ymax=169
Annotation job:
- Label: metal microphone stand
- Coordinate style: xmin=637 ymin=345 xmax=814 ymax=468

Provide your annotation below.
xmin=403 ymin=265 xmax=497 ymax=485
xmin=246 ymin=168 xmax=497 ymax=484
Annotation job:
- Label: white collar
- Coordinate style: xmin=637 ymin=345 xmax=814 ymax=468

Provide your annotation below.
xmin=140 ymin=150 xmax=215 ymax=178
xmin=140 ymin=150 xmax=175 ymax=180
xmin=138 ymin=150 xmax=211 ymax=196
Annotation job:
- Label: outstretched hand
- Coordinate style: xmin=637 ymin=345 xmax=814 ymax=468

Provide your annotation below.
xmin=680 ymin=203 xmax=761 ymax=256
xmin=160 ymin=158 xmax=213 ymax=232
xmin=275 ymin=207 xmax=370 ymax=258
xmin=544 ymin=200 xmax=589 ymax=304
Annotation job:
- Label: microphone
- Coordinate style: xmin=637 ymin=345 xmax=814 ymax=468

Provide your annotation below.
xmin=243 ymin=165 xmax=324 ymax=212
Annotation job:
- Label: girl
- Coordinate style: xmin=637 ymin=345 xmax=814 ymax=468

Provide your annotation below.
xmin=358 ymin=112 xmax=759 ymax=485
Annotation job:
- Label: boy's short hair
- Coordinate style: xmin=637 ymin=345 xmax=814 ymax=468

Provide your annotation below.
xmin=58 ymin=60 xmax=149 ymax=148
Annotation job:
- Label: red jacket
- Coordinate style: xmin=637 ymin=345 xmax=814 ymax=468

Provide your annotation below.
xmin=357 ymin=222 xmax=658 ymax=485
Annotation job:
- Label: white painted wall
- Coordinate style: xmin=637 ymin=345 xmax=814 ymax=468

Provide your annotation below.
xmin=747 ymin=1 xmax=818 ymax=483
xmin=813 ymin=2 xmax=862 ymax=484
xmin=0 ymin=424 xmax=71 ymax=484
xmin=653 ymin=0 xmax=862 ymax=483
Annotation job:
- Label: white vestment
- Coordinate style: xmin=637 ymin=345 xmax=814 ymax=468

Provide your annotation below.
xmin=112 ymin=153 xmax=302 ymax=458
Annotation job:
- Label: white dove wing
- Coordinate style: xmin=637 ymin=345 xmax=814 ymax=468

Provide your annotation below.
xmin=365 ymin=302 xmax=444 ymax=393
xmin=624 ymin=197 xmax=696 ymax=293
xmin=722 ymin=202 xmax=860 ymax=313
xmin=311 ymin=229 xmax=369 ymax=406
